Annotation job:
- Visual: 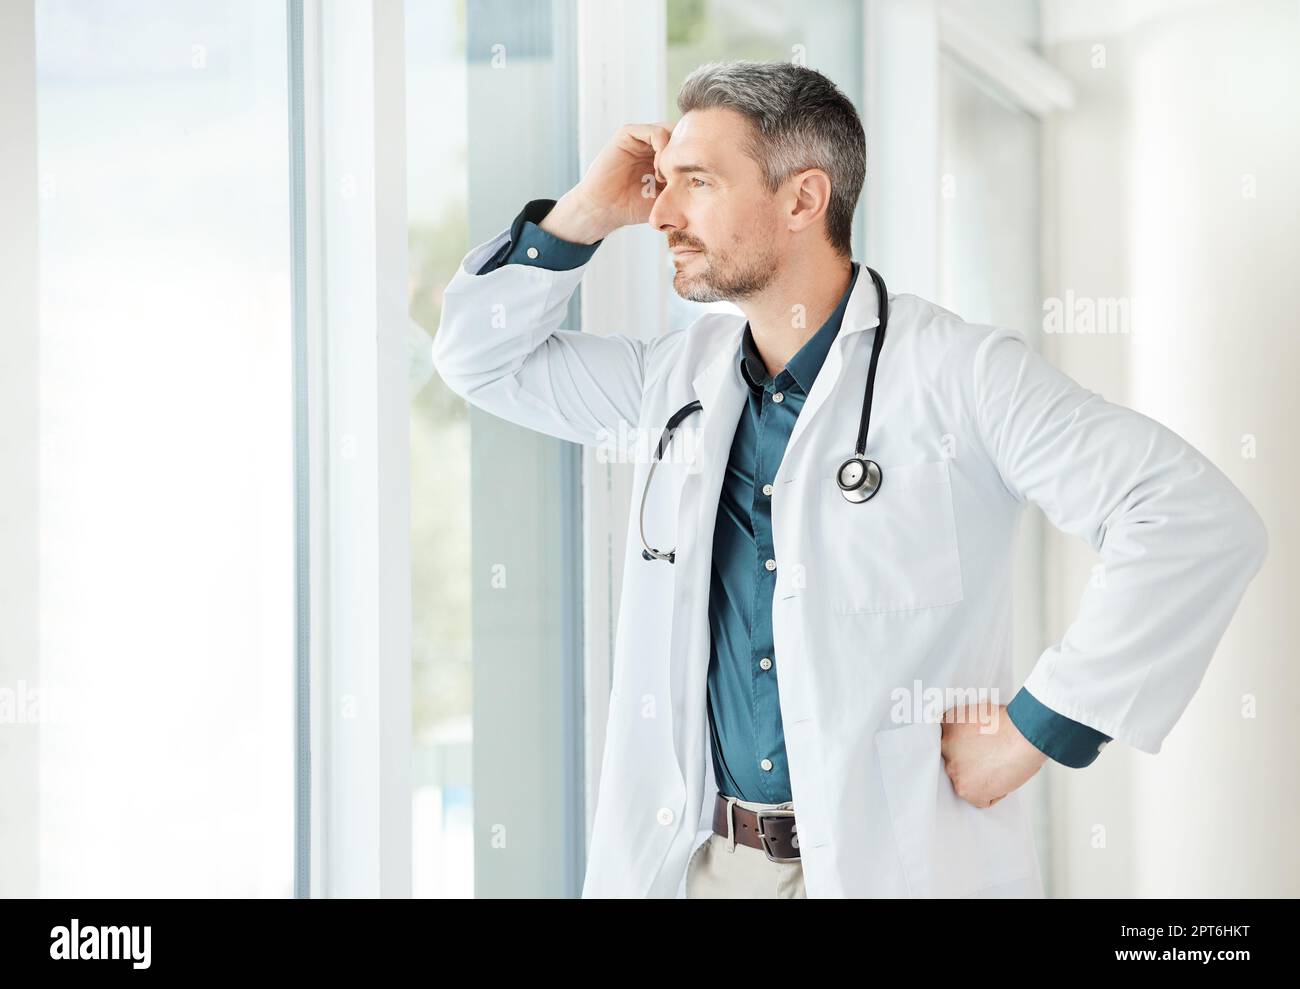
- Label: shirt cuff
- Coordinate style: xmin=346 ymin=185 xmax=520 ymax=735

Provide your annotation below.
xmin=1006 ymin=686 xmax=1113 ymax=768
xmin=476 ymin=198 xmax=603 ymax=273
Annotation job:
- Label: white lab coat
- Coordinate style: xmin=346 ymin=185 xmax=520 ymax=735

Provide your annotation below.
xmin=432 ymin=225 xmax=1269 ymax=898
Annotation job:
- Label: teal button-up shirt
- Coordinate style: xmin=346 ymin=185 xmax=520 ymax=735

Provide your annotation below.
xmin=705 ymin=262 xmax=860 ymax=802
xmin=468 ymin=198 xmax=1113 ymax=785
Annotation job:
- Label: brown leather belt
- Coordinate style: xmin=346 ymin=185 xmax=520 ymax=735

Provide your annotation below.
xmin=712 ymin=791 xmax=801 ymax=863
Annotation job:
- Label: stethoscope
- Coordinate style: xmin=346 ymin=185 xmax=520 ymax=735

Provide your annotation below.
xmin=640 ymin=265 xmax=891 ymax=564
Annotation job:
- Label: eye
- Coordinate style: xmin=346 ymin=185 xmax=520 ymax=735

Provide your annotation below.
xmin=689 ymin=177 xmax=708 ymax=188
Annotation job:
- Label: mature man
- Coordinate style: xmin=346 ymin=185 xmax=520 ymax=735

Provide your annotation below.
xmin=432 ymin=60 xmax=1267 ymax=898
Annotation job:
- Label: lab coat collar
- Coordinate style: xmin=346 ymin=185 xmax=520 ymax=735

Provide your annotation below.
xmin=837 ymin=258 xmax=884 ymax=344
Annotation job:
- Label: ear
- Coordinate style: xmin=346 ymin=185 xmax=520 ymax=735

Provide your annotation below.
xmin=786 ymin=168 xmax=833 ymax=234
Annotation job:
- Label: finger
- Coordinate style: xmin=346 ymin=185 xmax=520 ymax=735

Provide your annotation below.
xmin=652 ymin=123 xmax=673 ymax=157
xmin=625 ymin=122 xmax=670 ymax=155
xmin=652 ymin=131 xmax=669 ymax=186
xmin=618 ymin=125 xmax=662 ymax=189
xmin=627 ymin=123 xmax=672 ymax=181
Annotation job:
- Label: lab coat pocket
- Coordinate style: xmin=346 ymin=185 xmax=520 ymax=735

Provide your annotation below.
xmin=820 ymin=459 xmax=964 ymax=614
xmin=874 ymin=720 xmax=1039 ymax=898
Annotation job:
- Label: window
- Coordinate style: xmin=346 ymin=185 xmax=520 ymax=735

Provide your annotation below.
xmin=407 ymin=0 xmax=585 ymax=898
xmin=31 ymin=0 xmax=294 ymax=897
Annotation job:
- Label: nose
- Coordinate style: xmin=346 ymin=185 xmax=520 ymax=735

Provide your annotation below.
xmin=648 ymin=179 xmax=681 ymax=235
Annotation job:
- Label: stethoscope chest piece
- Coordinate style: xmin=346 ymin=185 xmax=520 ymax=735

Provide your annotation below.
xmin=837 ymin=457 xmax=882 ymax=504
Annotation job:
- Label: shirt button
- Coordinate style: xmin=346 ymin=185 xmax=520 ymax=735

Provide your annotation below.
xmin=759 ymin=657 xmax=773 ymax=671
xmin=764 ymin=558 xmax=776 ymax=571
xmin=656 ymin=807 xmax=675 ymax=826
xmin=772 ymin=391 xmax=784 ymax=403
xmin=760 ymin=758 xmax=773 ymax=771
xmin=762 ymin=483 xmax=774 ymax=496
xmin=526 ymin=246 xmax=539 ymax=259
xmin=1097 ymin=741 xmax=1109 ymax=753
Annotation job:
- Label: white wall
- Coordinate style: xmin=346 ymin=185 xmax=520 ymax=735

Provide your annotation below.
xmin=0 ymin=0 xmax=39 ymax=898
xmin=1042 ymin=0 xmax=1297 ymax=896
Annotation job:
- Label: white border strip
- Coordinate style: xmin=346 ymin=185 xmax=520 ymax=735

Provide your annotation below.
xmin=0 ymin=0 xmax=39 ymax=899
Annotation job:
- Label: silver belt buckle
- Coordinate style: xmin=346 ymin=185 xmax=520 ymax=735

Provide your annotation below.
xmin=754 ymin=808 xmax=800 ymax=863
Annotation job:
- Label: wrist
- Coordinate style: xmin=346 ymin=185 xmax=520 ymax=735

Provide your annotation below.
xmin=1009 ymin=722 xmax=1049 ymax=767
xmin=540 ymin=189 xmax=616 ymax=245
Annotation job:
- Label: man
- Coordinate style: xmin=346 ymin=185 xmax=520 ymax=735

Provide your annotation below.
xmin=431 ymin=60 xmax=1268 ymax=898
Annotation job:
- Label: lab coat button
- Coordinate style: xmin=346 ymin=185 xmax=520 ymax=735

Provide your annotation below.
xmin=526 ymin=246 xmax=539 ymax=259
xmin=759 ymin=657 xmax=773 ymax=671
xmin=760 ymin=758 xmax=773 ymax=771
xmin=764 ymin=558 xmax=776 ymax=571
xmin=762 ymin=483 xmax=774 ymax=496
xmin=656 ymin=807 xmax=674 ymax=826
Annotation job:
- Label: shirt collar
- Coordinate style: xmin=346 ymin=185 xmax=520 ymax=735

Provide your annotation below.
xmin=739 ymin=261 xmax=861 ymax=395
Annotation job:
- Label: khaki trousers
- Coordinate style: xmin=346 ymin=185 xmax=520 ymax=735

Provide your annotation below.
xmin=684 ymin=793 xmax=806 ymax=898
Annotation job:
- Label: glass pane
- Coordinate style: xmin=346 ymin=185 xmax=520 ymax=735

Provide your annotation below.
xmin=406 ymin=0 xmax=473 ymax=900
xmin=937 ymin=4 xmax=1041 ymax=332
xmin=33 ymin=0 xmax=294 ymax=896
xmin=407 ymin=0 xmax=582 ymax=898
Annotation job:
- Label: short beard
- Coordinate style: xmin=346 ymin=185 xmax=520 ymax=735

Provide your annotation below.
xmin=673 ymin=242 xmax=780 ymax=303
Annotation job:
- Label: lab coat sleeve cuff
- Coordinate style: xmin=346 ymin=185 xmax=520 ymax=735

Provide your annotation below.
xmin=477 ymin=198 xmax=604 ymax=273
xmin=1006 ymin=686 xmax=1112 ymax=768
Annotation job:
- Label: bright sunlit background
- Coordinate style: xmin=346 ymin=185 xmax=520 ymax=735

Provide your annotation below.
xmin=30 ymin=0 xmax=294 ymax=897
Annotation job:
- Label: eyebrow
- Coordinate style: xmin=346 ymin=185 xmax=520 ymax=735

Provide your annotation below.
xmin=663 ymin=162 xmax=719 ymax=177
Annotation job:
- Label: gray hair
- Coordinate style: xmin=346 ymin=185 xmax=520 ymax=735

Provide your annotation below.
xmin=676 ymin=59 xmax=866 ymax=259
